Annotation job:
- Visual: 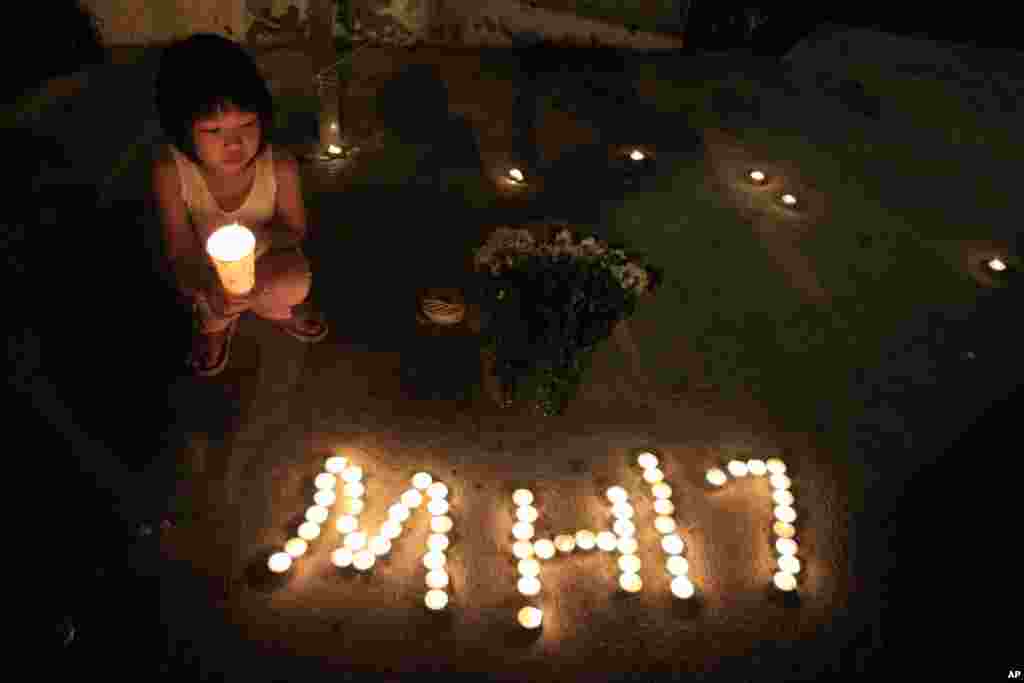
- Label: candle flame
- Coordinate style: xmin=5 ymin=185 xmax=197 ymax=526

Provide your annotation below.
xmin=781 ymin=194 xmax=797 ymax=206
xmin=630 ymin=149 xmax=645 ymax=161
xmin=508 ymin=168 xmax=524 ymax=182
xmin=988 ymin=258 xmax=1007 ymax=272
xmin=206 ymin=223 xmax=255 ymax=262
xmin=750 ymin=170 xmax=766 ymax=182
xmin=328 ymin=144 xmax=342 ymax=155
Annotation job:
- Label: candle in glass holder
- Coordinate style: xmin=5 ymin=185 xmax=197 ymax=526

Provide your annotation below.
xmin=206 ymin=223 xmax=256 ymax=295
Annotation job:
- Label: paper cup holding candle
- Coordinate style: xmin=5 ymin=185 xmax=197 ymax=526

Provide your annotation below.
xmin=206 ymin=223 xmax=256 ymax=296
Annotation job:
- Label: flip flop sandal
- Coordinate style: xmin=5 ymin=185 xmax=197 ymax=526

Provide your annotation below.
xmin=187 ymin=315 xmax=240 ymax=377
xmin=274 ymin=314 xmax=329 ymax=343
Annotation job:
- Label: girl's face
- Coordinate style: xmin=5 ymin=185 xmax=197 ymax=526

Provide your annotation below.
xmin=191 ymin=102 xmax=261 ymax=178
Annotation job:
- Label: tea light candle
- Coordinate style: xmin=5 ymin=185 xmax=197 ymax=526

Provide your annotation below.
xmin=671 ymin=576 xmax=695 ymax=598
xmin=369 ymin=535 xmax=392 ymax=556
xmin=778 ymin=555 xmax=801 ymax=575
xmin=324 ymin=456 xmax=348 ymax=473
xmin=774 ymin=505 xmax=797 ymax=524
xmin=426 ymin=569 xmax=449 ymax=589
xmin=776 ymin=538 xmax=799 ymax=556
xmin=427 ymin=533 xmax=450 ymax=552
xmin=533 ymin=539 xmax=556 ymax=560
xmin=774 ymin=521 xmax=796 ymax=539
xmin=297 ymin=521 xmax=321 ymax=540
xmin=285 ymin=537 xmax=308 ymax=558
xmin=353 ymin=549 xmax=376 ymax=571
xmin=773 ymin=489 xmax=795 ymax=507
xmin=427 ymin=498 xmax=449 ymax=517
xmin=431 ymin=516 xmax=453 ymax=534
xmin=619 ymin=573 xmax=642 ymax=593
xmin=341 ymin=466 xmax=363 ymax=483
xmin=653 ymin=516 xmax=676 ymax=535
xmin=508 ymin=168 xmax=524 ymax=184
xmin=666 ymin=556 xmax=688 ymax=576
xmin=331 ymin=547 xmax=353 ymax=568
xmin=630 ymin=149 xmax=645 ymax=161
xmin=423 ymin=551 xmax=447 ymax=570
xmin=554 ymin=534 xmax=576 ymax=553
xmin=342 ymin=497 xmax=364 ymax=515
xmin=306 ymin=505 xmax=329 ymax=524
xmin=651 ymin=483 xmax=672 ymax=499
xmin=513 ymin=489 xmax=534 ymax=507
xmin=513 ymin=540 xmax=535 ymax=559
xmin=512 ymin=522 xmax=535 ymax=541
xmin=328 ymin=144 xmax=342 ymax=156
xmin=425 ymin=589 xmax=448 ymax=610
xmin=643 ymin=468 xmax=664 ymax=484
xmin=617 ymin=537 xmax=638 ymax=555
xmin=774 ymin=571 xmax=797 ymax=591
xmin=343 ymin=482 xmax=365 ymax=499
xmin=618 ymin=554 xmax=642 ymax=574
xmin=206 ymin=223 xmax=256 ymax=296
xmin=780 ymin=193 xmax=798 ymax=207
xmin=575 ymin=530 xmax=596 ymax=550
xmin=637 ymin=452 xmax=658 ymax=469
xmin=314 ymin=489 xmax=336 ymax=507
xmin=518 ymin=576 xmax=541 ymax=596
xmin=380 ymin=519 xmax=403 ymax=539
xmin=987 ymin=258 xmax=1008 ymax=272
xmin=518 ymin=558 xmax=541 ymax=577
xmin=706 ymin=468 xmax=728 ymax=486
xmin=412 ymin=472 xmax=433 ymax=490
xmin=268 ymin=552 xmax=293 ymax=573
xmin=315 ymin=473 xmax=337 ymax=490
xmin=749 ymin=169 xmax=766 ymax=184
xmin=727 ymin=460 xmax=749 ymax=477
xmin=427 ymin=482 xmax=449 ymax=499
xmin=516 ymin=505 xmax=539 ymax=523
xmin=770 ymin=474 xmax=792 ymax=491
xmin=388 ymin=503 xmax=411 ymax=522
xmin=518 ymin=606 xmax=543 ymax=628
xmin=765 ymin=458 xmax=787 ymax=475
xmin=596 ymin=531 xmax=618 ymax=551
xmin=611 ymin=502 xmax=634 ymax=519
xmin=337 ymin=515 xmax=359 ymax=534
xmin=612 ymin=519 xmax=636 ymax=538
xmin=345 ymin=531 xmax=368 ymax=551
xmin=661 ymin=534 xmax=685 ymax=555
xmin=747 ymin=459 xmax=768 ymax=476
xmin=401 ymin=490 xmax=424 ymax=508
xmin=653 ymin=499 xmax=674 ymax=516
xmin=606 ymin=486 xmax=629 ymax=504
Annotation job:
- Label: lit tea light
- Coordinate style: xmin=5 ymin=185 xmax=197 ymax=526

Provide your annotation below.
xmin=637 ymin=452 xmax=659 ymax=469
xmin=512 ymin=522 xmax=535 ymax=541
xmin=343 ymin=482 xmax=365 ymax=499
xmin=772 ymin=489 xmax=795 ymax=507
xmin=666 ymin=556 xmax=688 ymax=576
xmin=315 ymin=473 xmax=337 ymax=490
xmin=533 ymin=539 xmax=556 ymax=560
xmin=518 ymin=558 xmax=541 ymax=577
xmin=431 ymin=516 xmax=453 ymax=534
xmin=314 ymin=489 xmax=336 ymax=507
xmin=297 ymin=521 xmax=321 ymax=540
xmin=596 ymin=531 xmax=618 ymax=552
xmin=619 ymin=573 xmax=643 ymax=593
xmin=513 ymin=489 xmax=534 ymax=507
xmin=285 ymin=538 xmax=308 ymax=558
xmin=630 ymin=149 xmax=645 ymax=161
xmin=328 ymin=144 xmax=342 ymax=156
xmin=611 ymin=502 xmax=635 ymax=519
xmin=516 ymin=505 xmax=539 ymax=523
xmin=774 ymin=571 xmax=797 ymax=591
xmin=341 ymin=466 xmax=363 ymax=483
xmin=651 ymin=483 xmax=672 ymax=499
xmin=337 ymin=515 xmax=359 ymax=534
xmin=780 ymin=193 xmax=798 ymax=207
xmin=706 ymin=468 xmax=728 ymax=486
xmin=727 ymin=460 xmax=749 ymax=477
xmin=671 ymin=576 xmax=695 ymax=599
xmin=412 ymin=472 xmax=433 ymax=490
xmin=425 ymin=589 xmax=448 ymax=610
xmin=606 ymin=486 xmax=629 ymax=504
xmin=427 ymin=498 xmax=450 ymax=517
xmin=774 ymin=505 xmax=797 ymax=524
xmin=423 ymin=551 xmax=447 ymax=570
xmin=654 ymin=516 xmax=676 ymax=535
xmin=518 ymin=576 xmax=541 ymax=596
xmin=765 ymin=458 xmax=787 ymax=475
xmin=987 ymin=258 xmax=1008 ymax=272
xmin=353 ymin=549 xmax=376 ymax=571
xmin=427 ymin=482 xmax=449 ymax=499
xmin=369 ymin=535 xmax=392 ymax=556
xmin=575 ymin=530 xmax=596 ymax=550
xmin=388 ymin=503 xmax=411 ymax=523
xmin=617 ymin=537 xmax=638 ymax=555
xmin=425 ymin=569 xmax=449 ymax=589
xmin=776 ymin=538 xmax=799 ymax=556
xmin=345 ymin=531 xmax=368 ymax=551
xmin=747 ymin=459 xmax=768 ymax=476
xmin=306 ymin=506 xmax=330 ymax=525
xmin=342 ymin=497 xmax=364 ymax=515
xmin=401 ymin=489 xmax=424 ymax=508
xmin=613 ymin=519 xmax=636 ymax=538
xmin=380 ymin=519 xmax=403 ymax=539
xmin=508 ymin=168 xmax=524 ymax=183
xmin=554 ymin=534 xmax=576 ymax=553
xmin=643 ymin=468 xmax=664 ymax=484
xmin=331 ymin=547 xmax=353 ymax=568
xmin=654 ymin=499 xmax=674 ymax=516
xmin=513 ymin=540 xmax=535 ymax=559
xmin=661 ymin=534 xmax=685 ymax=555
xmin=518 ymin=606 xmax=543 ymax=629
xmin=268 ymin=552 xmax=293 ymax=573
xmin=618 ymin=554 xmax=642 ymax=574
xmin=427 ymin=534 xmax=450 ymax=552
xmin=749 ymin=169 xmax=766 ymax=184
xmin=774 ymin=521 xmax=796 ymax=539
xmin=778 ymin=555 xmax=801 ymax=575
xmin=770 ymin=474 xmax=792 ymax=491
xmin=324 ymin=456 xmax=348 ymax=473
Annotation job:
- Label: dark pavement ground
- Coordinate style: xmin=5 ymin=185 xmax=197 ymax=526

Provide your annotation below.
xmin=8 ymin=48 xmax=1023 ymax=680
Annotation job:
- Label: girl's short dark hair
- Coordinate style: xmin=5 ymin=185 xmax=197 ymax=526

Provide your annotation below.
xmin=154 ymin=33 xmax=274 ymax=166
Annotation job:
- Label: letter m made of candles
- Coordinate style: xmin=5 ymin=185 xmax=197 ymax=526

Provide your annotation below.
xmin=511 ymin=451 xmax=696 ymax=631
xmin=267 ymin=453 xmax=455 ymax=611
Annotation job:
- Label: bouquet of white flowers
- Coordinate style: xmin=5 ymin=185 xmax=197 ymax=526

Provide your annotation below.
xmin=474 ymin=222 xmax=662 ymax=415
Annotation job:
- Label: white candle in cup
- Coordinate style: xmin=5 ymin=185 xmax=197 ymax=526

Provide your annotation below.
xmin=206 ymin=223 xmax=256 ymax=296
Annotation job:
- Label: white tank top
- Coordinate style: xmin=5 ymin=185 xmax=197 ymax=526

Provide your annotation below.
xmin=168 ymin=143 xmax=277 ymax=248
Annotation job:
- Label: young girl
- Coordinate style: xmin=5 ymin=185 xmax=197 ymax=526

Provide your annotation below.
xmin=152 ymin=33 xmax=328 ymax=377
